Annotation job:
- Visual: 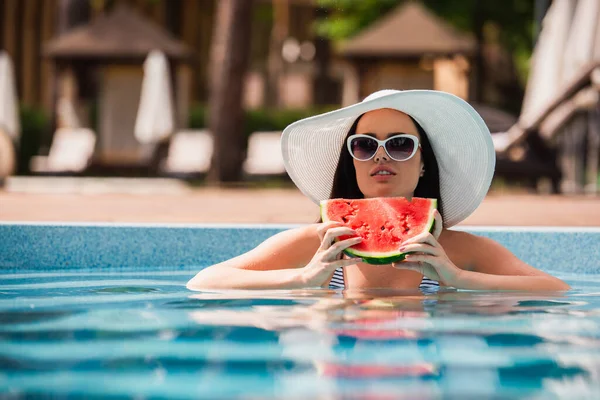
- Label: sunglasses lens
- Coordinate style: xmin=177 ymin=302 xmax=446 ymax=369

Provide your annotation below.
xmin=350 ymin=137 xmax=378 ymax=160
xmin=386 ymin=136 xmax=416 ymax=161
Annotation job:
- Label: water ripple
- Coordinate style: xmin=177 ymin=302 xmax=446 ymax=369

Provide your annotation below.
xmin=1 ymin=270 xmax=599 ymax=398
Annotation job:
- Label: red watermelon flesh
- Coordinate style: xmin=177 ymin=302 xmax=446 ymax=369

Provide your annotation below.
xmin=320 ymin=197 xmax=437 ymax=264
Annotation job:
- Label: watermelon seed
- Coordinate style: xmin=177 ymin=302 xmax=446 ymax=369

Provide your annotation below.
xmin=380 ymin=226 xmax=385 ymax=231
xmin=402 ymin=215 xmax=411 ymax=234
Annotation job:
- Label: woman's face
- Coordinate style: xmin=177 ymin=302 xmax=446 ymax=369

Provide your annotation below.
xmin=353 ymin=108 xmax=423 ymax=199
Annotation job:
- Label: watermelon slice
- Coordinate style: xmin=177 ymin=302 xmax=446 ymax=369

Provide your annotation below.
xmin=320 ymin=197 xmax=437 ymax=265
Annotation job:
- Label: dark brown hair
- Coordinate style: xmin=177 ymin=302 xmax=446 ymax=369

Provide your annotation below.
xmin=327 ymin=114 xmax=444 ymax=217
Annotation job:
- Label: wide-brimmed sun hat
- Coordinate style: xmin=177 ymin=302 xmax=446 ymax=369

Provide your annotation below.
xmin=281 ymin=89 xmax=496 ymax=228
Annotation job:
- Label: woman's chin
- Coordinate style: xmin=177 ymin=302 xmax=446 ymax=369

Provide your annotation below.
xmin=365 ymin=189 xmax=409 ymax=199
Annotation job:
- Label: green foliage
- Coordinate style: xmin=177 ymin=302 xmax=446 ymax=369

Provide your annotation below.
xmin=315 ymin=0 xmax=535 ymax=81
xmin=421 ymin=0 xmax=535 ymax=83
xmin=18 ymin=105 xmax=48 ymax=174
xmin=189 ymin=104 xmax=207 ymax=131
xmin=254 ymin=1 xmax=274 ymax=24
xmin=189 ymin=104 xmax=337 ymax=137
xmin=315 ymin=0 xmax=400 ymax=40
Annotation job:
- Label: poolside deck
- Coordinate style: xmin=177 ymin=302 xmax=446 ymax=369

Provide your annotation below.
xmin=1 ymin=177 xmax=599 ymax=226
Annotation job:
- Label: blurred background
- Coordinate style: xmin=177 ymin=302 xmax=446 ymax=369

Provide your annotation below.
xmin=1 ymin=0 xmax=599 ymax=225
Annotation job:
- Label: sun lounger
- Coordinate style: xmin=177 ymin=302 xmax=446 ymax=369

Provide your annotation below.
xmin=242 ymin=131 xmax=286 ymax=176
xmin=161 ymin=129 xmax=213 ymax=175
xmin=0 ymin=128 xmax=16 ymax=183
xmin=30 ymin=128 xmax=96 ymax=173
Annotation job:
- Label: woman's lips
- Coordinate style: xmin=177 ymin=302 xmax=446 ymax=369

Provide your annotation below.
xmin=370 ymin=165 xmax=396 ymax=176
xmin=372 ymin=173 xmax=395 ymax=182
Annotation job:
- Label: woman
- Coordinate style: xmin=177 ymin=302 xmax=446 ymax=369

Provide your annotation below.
xmin=187 ymin=90 xmax=569 ymax=291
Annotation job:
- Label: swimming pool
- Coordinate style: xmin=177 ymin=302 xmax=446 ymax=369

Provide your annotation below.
xmin=1 ymin=223 xmax=599 ymax=398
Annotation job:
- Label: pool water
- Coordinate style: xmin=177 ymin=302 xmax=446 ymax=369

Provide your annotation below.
xmin=2 ymin=267 xmax=600 ymax=399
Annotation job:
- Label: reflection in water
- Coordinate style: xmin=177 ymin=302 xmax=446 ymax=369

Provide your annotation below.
xmin=93 ymin=286 xmax=161 ymax=294
xmin=0 ymin=310 xmax=81 ymax=324
xmin=2 ymin=270 xmax=600 ymax=399
xmin=187 ymin=288 xmax=599 ymax=398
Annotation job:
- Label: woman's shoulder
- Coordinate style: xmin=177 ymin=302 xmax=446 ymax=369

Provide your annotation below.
xmin=250 ymin=223 xmax=321 ymax=266
xmin=438 ymin=229 xmax=489 ymax=270
xmin=440 ymin=229 xmax=501 ymax=249
xmin=439 ymin=228 xmax=475 ymax=243
xmin=268 ymin=223 xmax=322 ymax=244
xmin=440 ymin=229 xmax=517 ymax=271
xmin=216 ymin=224 xmax=321 ymax=272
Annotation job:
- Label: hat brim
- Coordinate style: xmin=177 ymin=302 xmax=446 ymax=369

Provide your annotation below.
xmin=281 ymin=90 xmax=495 ymax=227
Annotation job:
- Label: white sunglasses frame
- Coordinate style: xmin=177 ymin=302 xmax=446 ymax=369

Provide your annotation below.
xmin=346 ymin=134 xmax=421 ymax=162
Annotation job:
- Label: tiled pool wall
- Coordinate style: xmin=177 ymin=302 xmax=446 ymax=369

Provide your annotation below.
xmin=0 ymin=223 xmax=599 ymax=275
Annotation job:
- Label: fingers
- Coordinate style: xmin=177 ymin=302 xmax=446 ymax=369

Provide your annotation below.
xmin=329 ymin=257 xmax=363 ymax=268
xmin=323 ymin=236 xmax=362 ymax=260
xmin=433 ymin=209 xmax=443 ymax=239
xmin=316 ymin=221 xmax=345 ymax=241
xmin=401 ymin=231 xmax=437 ymax=247
xmin=319 ymin=227 xmax=359 ymax=250
xmin=398 ymin=242 xmax=440 ymax=256
xmin=392 ymin=261 xmax=425 ymax=273
xmin=403 ymin=254 xmax=436 ymax=264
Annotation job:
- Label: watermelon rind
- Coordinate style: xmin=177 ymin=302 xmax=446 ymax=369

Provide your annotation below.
xmin=320 ymin=198 xmax=437 ymax=265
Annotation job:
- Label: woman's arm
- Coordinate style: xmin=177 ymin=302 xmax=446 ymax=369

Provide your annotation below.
xmin=454 ymin=233 xmax=570 ymax=291
xmin=392 ymin=211 xmax=570 ymax=291
xmin=186 ymin=222 xmax=362 ymax=291
xmin=186 ymin=225 xmax=319 ymax=290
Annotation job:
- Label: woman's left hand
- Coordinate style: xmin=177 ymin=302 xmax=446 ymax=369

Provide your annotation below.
xmin=392 ymin=210 xmax=463 ymax=286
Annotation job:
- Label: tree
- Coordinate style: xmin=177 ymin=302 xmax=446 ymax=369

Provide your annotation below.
xmin=207 ymin=0 xmax=254 ymax=183
xmin=421 ymin=0 xmax=534 ymax=106
xmin=314 ymin=0 xmax=400 ymax=40
xmin=265 ymin=0 xmax=289 ymax=108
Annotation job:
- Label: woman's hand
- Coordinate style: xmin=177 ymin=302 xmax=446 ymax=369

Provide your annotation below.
xmin=392 ymin=210 xmax=462 ymax=286
xmin=298 ymin=221 xmax=363 ymax=288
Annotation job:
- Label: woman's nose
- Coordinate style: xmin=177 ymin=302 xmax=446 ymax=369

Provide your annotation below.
xmin=373 ymin=145 xmax=388 ymax=162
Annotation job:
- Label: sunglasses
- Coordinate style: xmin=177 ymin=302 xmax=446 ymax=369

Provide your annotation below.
xmin=347 ymin=134 xmax=421 ymax=162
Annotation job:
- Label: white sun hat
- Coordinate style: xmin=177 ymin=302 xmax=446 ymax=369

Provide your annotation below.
xmin=281 ymin=89 xmax=496 ymax=228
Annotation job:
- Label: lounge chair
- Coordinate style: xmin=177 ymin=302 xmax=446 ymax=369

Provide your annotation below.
xmin=160 ymin=129 xmax=213 ymax=176
xmin=30 ymin=128 xmax=96 ymax=174
xmin=0 ymin=128 xmax=16 ymax=184
xmin=242 ymin=131 xmax=287 ymax=177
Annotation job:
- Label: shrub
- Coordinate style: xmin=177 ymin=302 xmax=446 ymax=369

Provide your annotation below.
xmin=188 ymin=104 xmax=337 ymax=137
xmin=17 ymin=105 xmax=48 ymax=174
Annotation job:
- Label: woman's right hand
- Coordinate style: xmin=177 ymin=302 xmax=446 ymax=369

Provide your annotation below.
xmin=298 ymin=221 xmax=363 ymax=288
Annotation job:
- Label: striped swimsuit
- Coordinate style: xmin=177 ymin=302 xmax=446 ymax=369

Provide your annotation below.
xmin=329 ymin=267 xmax=440 ymax=291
